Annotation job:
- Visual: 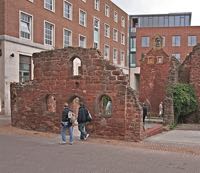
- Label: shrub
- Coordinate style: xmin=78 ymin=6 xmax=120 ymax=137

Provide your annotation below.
xmin=168 ymin=83 xmax=198 ymax=123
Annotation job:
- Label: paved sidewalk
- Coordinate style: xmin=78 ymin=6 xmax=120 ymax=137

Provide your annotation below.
xmin=1 ymin=115 xmax=200 ymax=155
xmin=0 ymin=115 xmax=11 ymax=126
xmin=145 ymin=130 xmax=200 ymax=147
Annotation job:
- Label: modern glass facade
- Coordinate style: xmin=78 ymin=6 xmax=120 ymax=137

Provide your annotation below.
xmin=130 ymin=13 xmax=191 ymax=28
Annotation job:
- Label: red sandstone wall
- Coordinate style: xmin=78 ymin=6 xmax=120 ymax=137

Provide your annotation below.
xmin=189 ymin=45 xmax=200 ymax=106
xmin=139 ymin=49 xmax=170 ymax=115
xmin=0 ymin=0 xmax=5 ymax=35
xmin=11 ymin=47 xmax=143 ymax=141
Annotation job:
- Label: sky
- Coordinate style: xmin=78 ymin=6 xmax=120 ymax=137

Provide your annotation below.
xmin=112 ymin=0 xmax=199 ymax=26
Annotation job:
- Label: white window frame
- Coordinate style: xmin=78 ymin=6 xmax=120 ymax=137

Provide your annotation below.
xmin=113 ymin=28 xmax=118 ymax=42
xmin=130 ymin=37 xmax=136 ymax=52
xmin=104 ymin=23 xmax=110 ymax=38
xmin=105 ymin=4 xmax=110 ymax=17
xmin=121 ymin=32 xmax=125 ymax=45
xmin=63 ymin=0 xmax=73 ymax=20
xmin=93 ymin=17 xmax=100 ymax=49
xmin=44 ymin=20 xmax=55 ymax=46
xmin=141 ymin=36 xmax=150 ymax=47
xmin=79 ymin=9 xmax=87 ymax=27
xmin=114 ymin=11 xmax=118 ymax=23
xmin=120 ymin=50 xmax=125 ymax=66
xmin=188 ymin=35 xmax=197 ymax=46
xmin=79 ymin=34 xmax=86 ymax=48
xmin=44 ymin=0 xmax=55 ymax=12
xmin=19 ymin=11 xmax=33 ymax=40
xmin=172 ymin=35 xmax=181 ymax=47
xmin=113 ymin=48 xmax=118 ymax=64
xmin=63 ymin=28 xmax=72 ymax=48
xmin=121 ymin=16 xmax=125 ymax=28
xmin=94 ymin=0 xmax=100 ymax=11
xmin=104 ymin=44 xmax=110 ymax=60
xmin=19 ymin=54 xmax=32 ymax=83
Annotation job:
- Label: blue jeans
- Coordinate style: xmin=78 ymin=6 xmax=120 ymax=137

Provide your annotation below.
xmin=61 ymin=124 xmax=73 ymax=143
xmin=78 ymin=123 xmax=87 ymax=140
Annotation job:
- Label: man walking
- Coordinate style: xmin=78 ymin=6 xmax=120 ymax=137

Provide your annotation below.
xmin=77 ymin=103 xmax=90 ymax=140
xmin=60 ymin=103 xmax=74 ymax=145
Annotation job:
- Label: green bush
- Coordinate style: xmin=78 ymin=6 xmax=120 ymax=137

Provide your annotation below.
xmin=168 ymin=83 xmax=198 ymax=123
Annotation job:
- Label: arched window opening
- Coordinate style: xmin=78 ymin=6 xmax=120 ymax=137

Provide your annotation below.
xmin=99 ymin=95 xmax=112 ymax=117
xmin=46 ymin=95 xmax=56 ymax=113
xmin=73 ymin=58 xmax=81 ymax=76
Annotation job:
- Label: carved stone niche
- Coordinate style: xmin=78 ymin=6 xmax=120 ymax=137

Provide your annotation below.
xmin=157 ymin=56 xmax=164 ymax=64
xmin=147 ymin=56 xmax=155 ymax=64
xmin=152 ymin=35 xmax=163 ymax=50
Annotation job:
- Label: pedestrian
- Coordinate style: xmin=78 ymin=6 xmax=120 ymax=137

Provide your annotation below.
xmin=142 ymin=103 xmax=148 ymax=123
xmin=159 ymin=101 xmax=163 ymax=117
xmin=77 ymin=103 xmax=90 ymax=140
xmin=60 ymin=103 xmax=75 ymax=145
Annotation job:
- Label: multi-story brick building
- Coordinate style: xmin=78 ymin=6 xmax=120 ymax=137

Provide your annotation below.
xmin=129 ymin=13 xmax=200 ymax=91
xmin=0 ymin=0 xmax=128 ymax=115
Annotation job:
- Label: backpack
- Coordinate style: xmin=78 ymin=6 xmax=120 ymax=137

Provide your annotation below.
xmin=62 ymin=108 xmax=69 ymax=122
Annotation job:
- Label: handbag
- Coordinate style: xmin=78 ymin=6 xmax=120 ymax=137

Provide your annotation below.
xmin=70 ymin=115 xmax=76 ymax=124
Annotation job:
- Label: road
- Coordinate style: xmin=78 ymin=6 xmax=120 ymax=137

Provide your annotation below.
xmin=0 ymin=133 xmax=200 ymax=173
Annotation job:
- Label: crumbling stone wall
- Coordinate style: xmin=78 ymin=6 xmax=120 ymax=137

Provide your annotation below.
xmin=163 ymin=57 xmax=180 ymax=125
xmin=139 ymin=48 xmax=174 ymax=116
xmin=179 ymin=44 xmax=200 ymax=122
xmin=11 ymin=47 xmax=144 ymax=141
xmin=188 ymin=44 xmax=200 ymax=107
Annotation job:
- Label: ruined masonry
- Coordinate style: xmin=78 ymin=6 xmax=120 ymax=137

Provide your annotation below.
xmin=11 ymin=47 xmax=145 ymax=141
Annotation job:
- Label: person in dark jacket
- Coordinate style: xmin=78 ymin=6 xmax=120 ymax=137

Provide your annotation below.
xmin=142 ymin=103 xmax=148 ymax=123
xmin=77 ymin=103 xmax=90 ymax=140
xmin=60 ymin=103 xmax=74 ymax=145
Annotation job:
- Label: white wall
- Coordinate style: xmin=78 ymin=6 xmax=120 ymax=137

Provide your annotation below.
xmin=0 ymin=41 xmax=4 ymax=113
xmin=130 ymin=67 xmax=140 ymax=91
xmin=2 ymin=40 xmax=45 ymax=115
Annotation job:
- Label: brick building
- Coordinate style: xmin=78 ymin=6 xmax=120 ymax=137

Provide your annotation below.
xmin=0 ymin=0 xmax=128 ymax=115
xmin=129 ymin=13 xmax=200 ymax=91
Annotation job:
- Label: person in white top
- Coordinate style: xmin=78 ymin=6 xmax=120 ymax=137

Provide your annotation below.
xmin=159 ymin=101 xmax=163 ymax=117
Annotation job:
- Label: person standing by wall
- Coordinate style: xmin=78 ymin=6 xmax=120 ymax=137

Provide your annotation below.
xmin=77 ymin=103 xmax=90 ymax=140
xmin=60 ymin=103 xmax=75 ymax=145
xmin=159 ymin=101 xmax=163 ymax=117
xmin=142 ymin=103 xmax=148 ymax=123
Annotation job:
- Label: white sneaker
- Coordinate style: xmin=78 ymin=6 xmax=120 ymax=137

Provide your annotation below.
xmin=84 ymin=134 xmax=89 ymax=140
xmin=60 ymin=141 xmax=66 ymax=145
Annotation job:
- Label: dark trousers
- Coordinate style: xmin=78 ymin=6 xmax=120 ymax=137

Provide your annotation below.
xmin=143 ymin=114 xmax=147 ymax=123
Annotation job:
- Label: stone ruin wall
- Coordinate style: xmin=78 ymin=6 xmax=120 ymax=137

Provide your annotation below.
xmin=11 ymin=47 xmax=144 ymax=141
xmin=139 ymin=49 xmax=174 ymax=116
xmin=179 ymin=44 xmax=200 ymax=122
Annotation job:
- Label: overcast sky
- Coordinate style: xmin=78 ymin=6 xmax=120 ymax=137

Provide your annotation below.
xmin=112 ymin=0 xmax=199 ymax=26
